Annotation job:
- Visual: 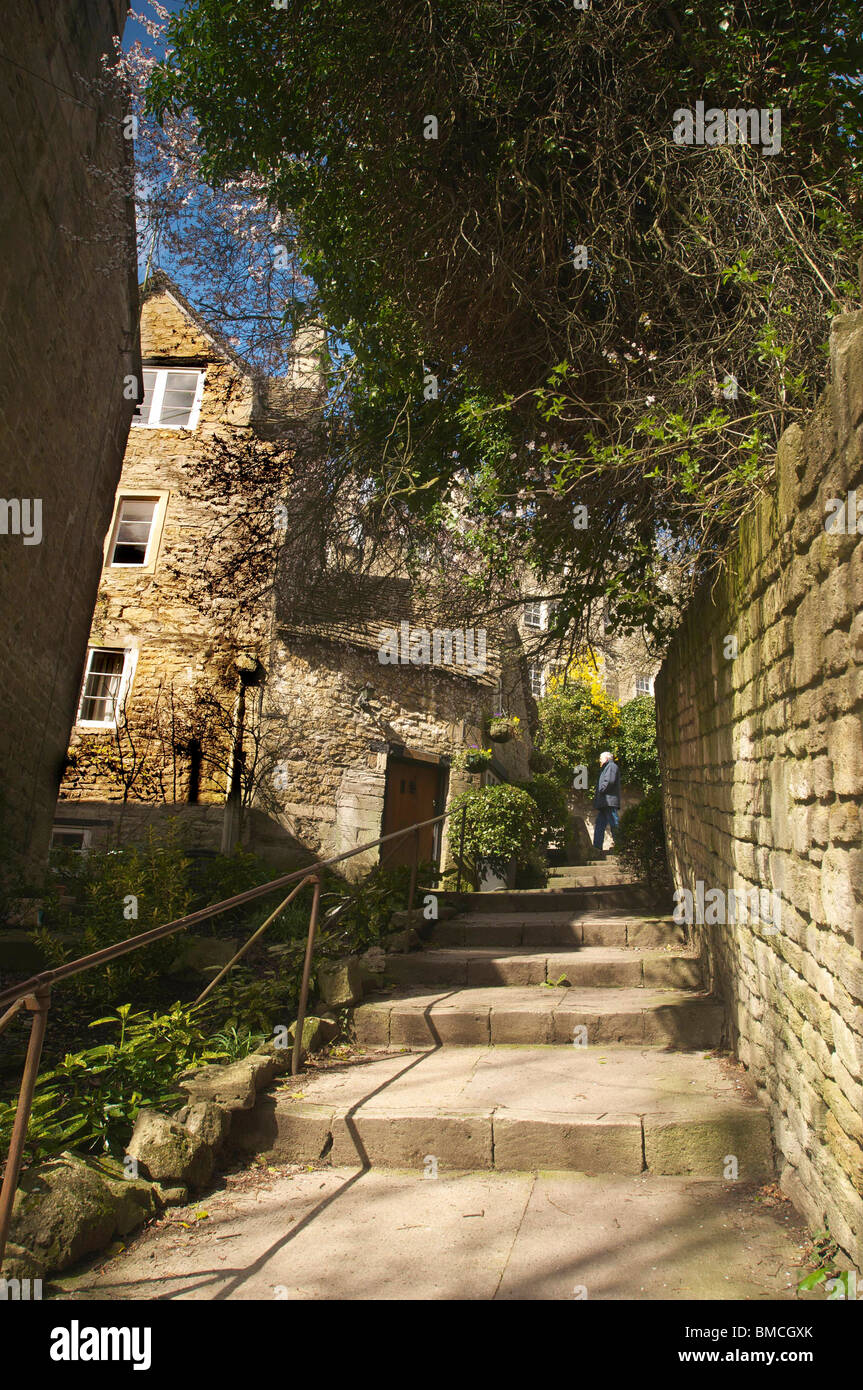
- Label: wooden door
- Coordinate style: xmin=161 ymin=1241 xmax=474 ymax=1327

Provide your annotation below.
xmin=381 ymin=758 xmax=441 ymax=867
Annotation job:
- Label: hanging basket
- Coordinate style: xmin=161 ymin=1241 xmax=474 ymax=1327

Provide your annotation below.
xmin=488 ymin=717 xmax=516 ymax=743
xmin=464 ymin=749 xmax=492 ymax=771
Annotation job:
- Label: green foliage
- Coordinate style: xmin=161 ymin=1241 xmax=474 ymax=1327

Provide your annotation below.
xmin=452 ymin=746 xmax=493 ymax=773
xmin=35 ymin=825 xmax=194 ymax=1010
xmin=0 ymin=1004 xmax=241 ymax=1165
xmin=521 ymin=773 xmax=570 ymax=846
xmin=185 ymin=847 xmax=297 ymax=938
xmin=149 ymin=0 xmax=863 ymax=637
xmin=449 ymin=783 xmax=540 ymax=875
xmin=0 ymin=843 xmax=436 ymax=1172
xmin=535 ymin=677 xmax=620 ymax=784
xmin=197 ymin=966 xmax=292 ymax=1038
xmin=795 ymin=1231 xmax=856 ymax=1297
xmin=617 ymin=696 xmax=661 ymax=793
xmin=617 ymin=787 xmax=672 ymax=903
xmin=318 ymin=862 xmax=428 ymax=953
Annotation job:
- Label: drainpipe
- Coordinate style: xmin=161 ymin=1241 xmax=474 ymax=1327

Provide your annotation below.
xmin=221 ymin=653 xmax=261 ymax=855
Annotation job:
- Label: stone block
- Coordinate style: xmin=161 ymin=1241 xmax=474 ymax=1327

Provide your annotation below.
xmin=127 ymin=1110 xmax=215 ymax=1189
xmin=317 ymin=955 xmax=363 ymax=1007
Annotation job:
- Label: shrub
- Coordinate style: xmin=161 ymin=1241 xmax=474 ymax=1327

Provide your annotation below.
xmin=618 ymin=695 xmax=661 ymax=793
xmin=449 ymin=783 xmax=540 ymax=878
xmin=617 ymin=787 xmax=672 ymax=903
xmin=534 ymin=663 xmax=620 ymax=782
xmin=36 ymin=823 xmax=194 ymax=1010
xmin=0 ymin=1003 xmax=248 ymax=1165
xmin=521 ymin=773 xmax=570 ymax=847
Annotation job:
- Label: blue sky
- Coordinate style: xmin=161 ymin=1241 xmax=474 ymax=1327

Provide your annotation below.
xmin=123 ymin=1 xmax=186 ymax=54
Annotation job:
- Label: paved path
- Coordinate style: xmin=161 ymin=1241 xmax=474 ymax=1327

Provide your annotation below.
xmin=63 ymin=1164 xmax=814 ymax=1301
xmin=58 ymin=866 xmax=820 ymax=1301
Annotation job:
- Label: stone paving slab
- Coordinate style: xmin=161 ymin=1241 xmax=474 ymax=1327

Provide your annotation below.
xmin=62 ymin=1168 xmax=815 ymax=1302
xmin=431 ymin=914 xmax=685 ymax=948
xmin=230 ymin=1046 xmax=773 ymax=1177
xmin=354 ymin=985 xmax=722 ymax=1048
xmin=382 ymin=945 xmax=702 ymax=990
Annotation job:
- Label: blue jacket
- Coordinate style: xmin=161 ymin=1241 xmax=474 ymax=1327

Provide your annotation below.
xmin=594 ymin=758 xmax=620 ymax=810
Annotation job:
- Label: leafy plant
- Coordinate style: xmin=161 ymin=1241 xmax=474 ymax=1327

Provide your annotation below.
xmin=521 ymin=773 xmax=570 ymax=848
xmin=449 ymin=783 xmax=540 ymax=878
xmin=487 ymin=714 xmax=521 ymax=743
xmin=616 ymin=787 xmax=672 ymax=903
xmin=534 ymin=664 xmax=620 ymax=784
xmin=796 ymin=1231 xmax=859 ymax=1298
xmin=452 ymin=746 xmax=493 ymax=773
xmin=618 ymin=696 xmax=661 ymax=793
xmin=0 ymin=1004 xmax=238 ymax=1165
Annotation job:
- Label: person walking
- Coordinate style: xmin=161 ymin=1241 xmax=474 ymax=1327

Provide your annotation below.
xmin=592 ymin=750 xmax=620 ymax=855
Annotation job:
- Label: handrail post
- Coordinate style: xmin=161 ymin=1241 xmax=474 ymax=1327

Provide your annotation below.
xmin=407 ymin=826 xmax=420 ymax=918
xmin=456 ymin=805 xmax=467 ymax=893
xmin=0 ymin=988 xmax=51 ymax=1270
xmin=291 ymin=875 xmax=322 ymax=1077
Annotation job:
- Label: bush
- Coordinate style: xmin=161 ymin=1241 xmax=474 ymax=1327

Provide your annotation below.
xmin=534 ymin=666 xmax=620 ymax=782
xmin=0 ymin=1003 xmax=254 ymax=1166
xmin=449 ymin=783 xmax=540 ymax=878
xmin=36 ymin=824 xmax=194 ymax=1010
xmin=618 ymin=695 xmax=661 ymax=793
xmin=617 ymin=787 xmax=672 ymax=903
xmin=521 ymin=773 xmax=570 ymax=847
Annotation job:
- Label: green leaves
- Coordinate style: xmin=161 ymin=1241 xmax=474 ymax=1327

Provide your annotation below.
xmin=617 ymin=696 xmax=661 ymax=795
xmin=449 ymin=784 xmax=540 ymax=871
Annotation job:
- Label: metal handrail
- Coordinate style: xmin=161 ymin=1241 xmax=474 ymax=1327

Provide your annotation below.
xmin=0 ymin=799 xmax=471 ymax=1267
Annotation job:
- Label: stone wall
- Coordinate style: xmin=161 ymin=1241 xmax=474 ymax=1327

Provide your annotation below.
xmin=259 ymin=629 xmax=532 ymax=877
xmin=656 ymin=312 xmax=863 ymax=1265
xmin=0 ymin=1 xmax=140 ymax=882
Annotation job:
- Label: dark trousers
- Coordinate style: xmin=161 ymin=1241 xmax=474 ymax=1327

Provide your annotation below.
xmin=593 ymin=806 xmax=619 ymax=850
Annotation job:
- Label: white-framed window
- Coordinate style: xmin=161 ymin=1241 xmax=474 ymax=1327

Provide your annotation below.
xmin=50 ymin=826 xmax=92 ymax=852
xmin=528 ymin=662 xmax=545 ymax=699
xmin=132 ymin=367 xmax=204 ymax=429
xmin=524 ymin=600 xmax=544 ymax=630
xmin=103 ymin=491 xmax=168 ymax=572
xmin=77 ymin=647 xmax=136 ymax=727
xmin=635 ymin=673 xmax=653 ymax=696
xmin=108 ymin=497 xmax=158 ymax=566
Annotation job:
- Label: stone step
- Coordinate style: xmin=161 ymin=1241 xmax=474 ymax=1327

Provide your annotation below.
xmin=429 ymin=911 xmax=685 ymax=949
xmin=437 ymin=885 xmax=656 ymax=914
xmin=381 ymin=945 xmax=703 ymax=991
xmin=546 ymin=866 xmax=633 ymax=887
xmin=233 ymin=1046 xmax=773 ymax=1179
xmin=353 ymin=985 xmax=723 ymax=1048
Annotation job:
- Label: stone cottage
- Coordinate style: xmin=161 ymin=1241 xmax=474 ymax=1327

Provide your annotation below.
xmin=54 ymin=277 xmax=534 ymax=877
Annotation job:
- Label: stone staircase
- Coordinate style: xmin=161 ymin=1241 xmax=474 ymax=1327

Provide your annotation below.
xmin=235 ymin=865 xmax=775 ymax=1182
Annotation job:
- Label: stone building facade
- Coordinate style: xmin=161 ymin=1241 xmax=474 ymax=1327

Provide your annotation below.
xmin=656 ymin=312 xmax=863 ymax=1265
xmin=519 ymin=597 xmax=660 ymax=706
xmin=0 ymin=0 xmax=140 ymax=884
xmin=56 ymin=280 xmax=532 ymax=876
